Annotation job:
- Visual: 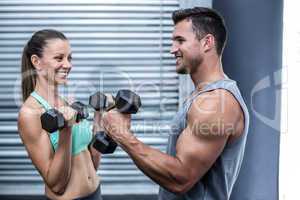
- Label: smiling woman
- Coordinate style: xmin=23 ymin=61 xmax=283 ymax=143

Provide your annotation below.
xmin=29 ymin=37 xmax=72 ymax=88
xmin=20 ymin=30 xmax=69 ymax=101
xmin=18 ymin=29 xmax=102 ymax=200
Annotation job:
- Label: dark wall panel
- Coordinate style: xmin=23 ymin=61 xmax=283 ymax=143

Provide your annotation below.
xmin=213 ymin=0 xmax=283 ymax=199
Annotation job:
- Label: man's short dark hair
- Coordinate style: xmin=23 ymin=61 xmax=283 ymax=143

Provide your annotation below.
xmin=172 ymin=7 xmax=227 ymax=55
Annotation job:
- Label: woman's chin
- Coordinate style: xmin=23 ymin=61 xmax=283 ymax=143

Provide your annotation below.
xmin=55 ymin=78 xmax=68 ymax=85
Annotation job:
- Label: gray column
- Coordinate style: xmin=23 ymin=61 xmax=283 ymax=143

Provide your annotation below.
xmin=213 ymin=0 xmax=283 ymax=199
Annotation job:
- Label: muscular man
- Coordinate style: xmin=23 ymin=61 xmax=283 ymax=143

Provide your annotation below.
xmin=102 ymin=7 xmax=249 ymax=200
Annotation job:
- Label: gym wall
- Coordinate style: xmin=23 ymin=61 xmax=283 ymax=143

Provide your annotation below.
xmin=0 ymin=0 xmax=179 ymax=196
xmin=213 ymin=0 xmax=283 ymax=199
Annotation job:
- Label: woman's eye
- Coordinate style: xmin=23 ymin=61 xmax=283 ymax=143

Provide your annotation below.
xmin=55 ymin=57 xmax=63 ymax=61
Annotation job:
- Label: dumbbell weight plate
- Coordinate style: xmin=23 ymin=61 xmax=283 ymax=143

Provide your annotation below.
xmin=115 ymin=90 xmax=141 ymax=114
xmin=41 ymin=109 xmax=65 ymax=133
xmin=91 ymin=132 xmax=118 ymax=154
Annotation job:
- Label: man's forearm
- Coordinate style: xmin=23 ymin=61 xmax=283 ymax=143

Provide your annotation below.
xmin=118 ymin=131 xmax=190 ymax=194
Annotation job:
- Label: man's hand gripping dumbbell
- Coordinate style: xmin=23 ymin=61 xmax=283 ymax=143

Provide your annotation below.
xmin=89 ymin=90 xmax=141 ymax=154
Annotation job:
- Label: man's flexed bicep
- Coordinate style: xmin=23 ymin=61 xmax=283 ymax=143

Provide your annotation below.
xmin=175 ymin=89 xmax=243 ymax=193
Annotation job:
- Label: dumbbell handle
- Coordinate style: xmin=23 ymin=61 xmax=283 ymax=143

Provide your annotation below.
xmin=70 ymin=101 xmax=89 ymax=122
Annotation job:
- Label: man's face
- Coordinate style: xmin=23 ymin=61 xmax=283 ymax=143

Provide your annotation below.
xmin=170 ymin=19 xmax=204 ymax=74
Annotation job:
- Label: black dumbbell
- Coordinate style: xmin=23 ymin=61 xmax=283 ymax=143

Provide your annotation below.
xmin=114 ymin=90 xmax=141 ymax=114
xmin=40 ymin=101 xmax=89 ymax=133
xmin=89 ymin=92 xmax=113 ymax=111
xmin=89 ymin=90 xmax=141 ymax=154
xmin=89 ymin=92 xmax=117 ymax=153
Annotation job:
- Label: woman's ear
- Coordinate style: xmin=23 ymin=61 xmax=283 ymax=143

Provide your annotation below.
xmin=30 ymin=55 xmax=41 ymax=70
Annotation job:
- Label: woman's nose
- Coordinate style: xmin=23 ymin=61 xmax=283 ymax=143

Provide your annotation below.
xmin=63 ymin=59 xmax=72 ymax=68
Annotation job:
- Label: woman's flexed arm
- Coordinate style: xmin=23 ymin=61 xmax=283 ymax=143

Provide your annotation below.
xmin=18 ymin=105 xmax=74 ymax=195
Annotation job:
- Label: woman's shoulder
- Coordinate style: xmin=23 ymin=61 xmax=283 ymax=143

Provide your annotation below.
xmin=18 ymin=96 xmax=44 ymax=123
xmin=18 ymin=96 xmax=46 ymax=139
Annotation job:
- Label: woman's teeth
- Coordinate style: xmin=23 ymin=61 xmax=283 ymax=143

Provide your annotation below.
xmin=57 ymin=72 xmax=68 ymax=77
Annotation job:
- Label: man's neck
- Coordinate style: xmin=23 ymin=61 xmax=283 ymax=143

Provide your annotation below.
xmin=190 ymin=55 xmax=225 ymax=90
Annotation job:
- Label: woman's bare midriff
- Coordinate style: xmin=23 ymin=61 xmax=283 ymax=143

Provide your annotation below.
xmin=45 ymin=150 xmax=100 ymax=200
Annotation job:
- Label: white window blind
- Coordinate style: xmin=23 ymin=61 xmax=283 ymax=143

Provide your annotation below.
xmin=0 ymin=0 xmax=179 ymax=195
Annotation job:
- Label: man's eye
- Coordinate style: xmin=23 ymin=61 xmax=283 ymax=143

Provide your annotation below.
xmin=68 ymin=56 xmax=72 ymax=61
xmin=176 ymin=39 xmax=184 ymax=44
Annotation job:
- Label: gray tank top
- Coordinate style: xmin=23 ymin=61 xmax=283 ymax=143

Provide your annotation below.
xmin=158 ymin=78 xmax=250 ymax=200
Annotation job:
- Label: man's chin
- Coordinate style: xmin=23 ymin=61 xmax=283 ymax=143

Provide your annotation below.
xmin=176 ymin=66 xmax=189 ymax=74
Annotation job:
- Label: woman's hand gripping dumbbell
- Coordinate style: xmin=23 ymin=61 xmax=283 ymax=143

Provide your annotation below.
xmin=40 ymin=102 xmax=88 ymax=133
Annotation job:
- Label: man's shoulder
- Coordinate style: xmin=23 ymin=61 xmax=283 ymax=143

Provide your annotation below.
xmin=187 ymin=89 xmax=244 ymax=138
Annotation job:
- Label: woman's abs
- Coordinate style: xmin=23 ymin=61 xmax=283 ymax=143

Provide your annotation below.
xmin=45 ymin=150 xmax=100 ymax=200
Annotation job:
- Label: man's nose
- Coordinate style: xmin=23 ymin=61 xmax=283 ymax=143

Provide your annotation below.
xmin=170 ymin=42 xmax=178 ymax=54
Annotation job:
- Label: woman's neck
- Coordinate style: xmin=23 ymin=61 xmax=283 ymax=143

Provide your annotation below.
xmin=34 ymin=78 xmax=60 ymax=107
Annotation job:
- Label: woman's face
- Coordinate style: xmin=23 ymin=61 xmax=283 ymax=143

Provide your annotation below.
xmin=35 ymin=38 xmax=72 ymax=85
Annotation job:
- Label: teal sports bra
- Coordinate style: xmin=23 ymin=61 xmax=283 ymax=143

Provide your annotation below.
xmin=31 ymin=91 xmax=93 ymax=155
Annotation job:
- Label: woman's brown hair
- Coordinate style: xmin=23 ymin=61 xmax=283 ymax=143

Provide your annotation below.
xmin=21 ymin=29 xmax=67 ymax=101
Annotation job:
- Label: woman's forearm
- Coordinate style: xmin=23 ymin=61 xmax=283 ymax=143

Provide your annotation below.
xmin=46 ymin=127 xmax=72 ymax=194
xmin=90 ymin=111 xmax=102 ymax=170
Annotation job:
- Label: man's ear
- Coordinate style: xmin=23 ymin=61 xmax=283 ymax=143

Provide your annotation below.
xmin=202 ymin=34 xmax=215 ymax=53
xmin=30 ymin=55 xmax=41 ymax=70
